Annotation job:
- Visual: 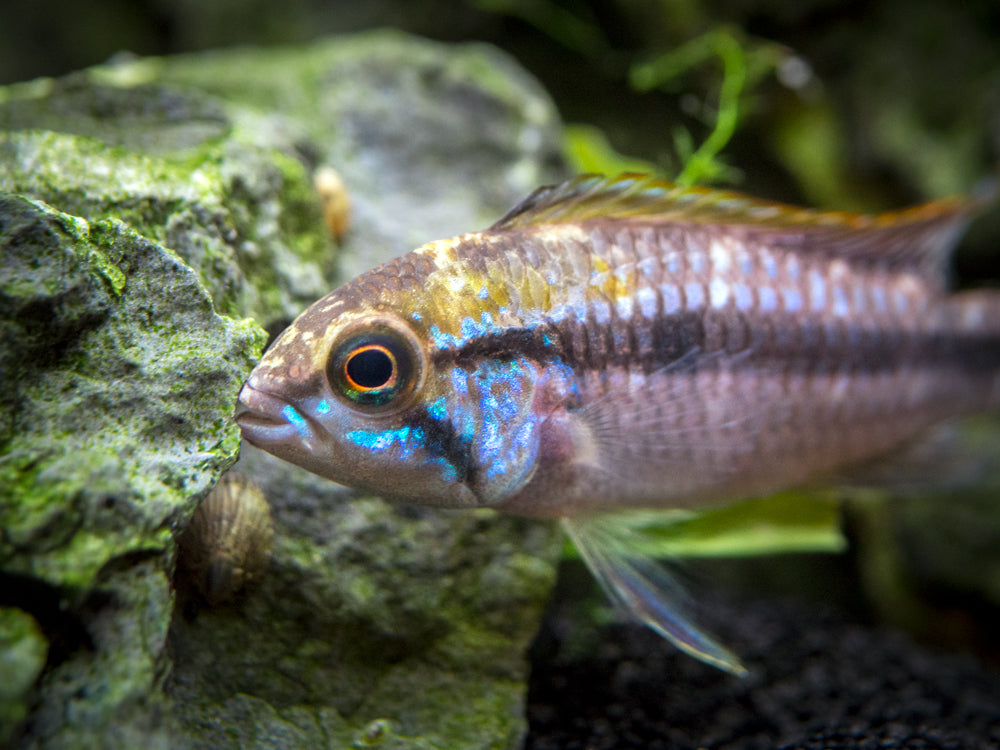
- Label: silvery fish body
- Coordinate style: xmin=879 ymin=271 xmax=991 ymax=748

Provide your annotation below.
xmin=236 ymin=174 xmax=1000 ymax=672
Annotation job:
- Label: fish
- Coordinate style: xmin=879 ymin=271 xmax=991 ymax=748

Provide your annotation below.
xmin=235 ymin=173 xmax=1000 ymax=674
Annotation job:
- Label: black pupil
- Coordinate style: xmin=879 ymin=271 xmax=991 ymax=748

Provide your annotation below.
xmin=347 ymin=348 xmax=394 ymax=389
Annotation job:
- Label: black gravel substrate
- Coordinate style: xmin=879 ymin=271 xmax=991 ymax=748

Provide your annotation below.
xmin=524 ymin=567 xmax=1000 ymax=749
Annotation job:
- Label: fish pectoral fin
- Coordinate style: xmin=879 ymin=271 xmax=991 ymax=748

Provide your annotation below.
xmin=562 ymin=515 xmax=748 ymax=676
xmin=575 ymin=348 xmax=764 ymax=485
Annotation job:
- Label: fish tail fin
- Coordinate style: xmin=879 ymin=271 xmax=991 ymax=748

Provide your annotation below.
xmin=562 ymin=515 xmax=748 ymax=677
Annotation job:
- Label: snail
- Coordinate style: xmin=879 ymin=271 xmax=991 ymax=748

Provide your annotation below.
xmin=176 ymin=473 xmax=273 ymax=606
xmin=314 ymin=166 xmax=352 ymax=241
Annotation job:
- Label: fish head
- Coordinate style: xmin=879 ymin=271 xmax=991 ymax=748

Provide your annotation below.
xmin=235 ymin=254 xmax=550 ymax=509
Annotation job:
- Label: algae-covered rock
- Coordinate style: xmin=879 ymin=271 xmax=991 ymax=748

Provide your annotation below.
xmin=169 ymin=447 xmax=559 ymax=750
xmin=0 ymin=87 xmax=330 ymax=325
xmin=0 ymin=608 xmax=47 ymax=745
xmin=150 ymin=29 xmax=566 ymax=281
xmin=0 ymin=195 xmax=263 ymax=588
xmin=0 ymin=193 xmax=264 ymax=747
xmin=3 ymin=31 xmax=566 ymax=750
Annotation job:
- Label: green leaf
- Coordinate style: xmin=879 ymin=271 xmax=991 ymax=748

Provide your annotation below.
xmin=563 ymin=492 xmax=847 ymax=560
xmin=563 ymin=123 xmax=661 ymax=177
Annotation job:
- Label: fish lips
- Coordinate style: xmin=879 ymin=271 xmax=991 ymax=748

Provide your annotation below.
xmin=235 ymin=380 xmax=317 ymax=449
xmin=234 ymin=380 xmax=487 ymax=509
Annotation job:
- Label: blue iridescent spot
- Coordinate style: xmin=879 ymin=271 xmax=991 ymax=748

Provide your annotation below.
xmin=732 ymin=283 xmax=753 ymax=311
xmin=315 ymin=399 xmax=331 ymax=416
xmin=281 ymin=405 xmax=310 ymax=437
xmin=894 ymin=289 xmax=909 ymax=314
xmin=436 ymin=461 xmax=459 ymax=482
xmin=451 ymin=368 xmax=470 ymax=396
xmin=786 ymin=255 xmax=801 ymax=281
xmin=872 ymin=286 xmax=888 ymax=313
xmin=759 ymin=286 xmax=778 ymax=311
xmin=435 ymin=311 xmax=504 ymax=350
xmin=709 ymin=278 xmax=730 ymax=309
xmin=684 ymin=282 xmax=705 ymax=309
xmin=460 ymin=317 xmax=478 ymax=338
xmin=738 ymin=252 xmax=753 ymax=276
xmin=661 ymin=284 xmax=681 ymax=314
xmin=429 ymin=396 xmax=448 ymax=421
xmin=478 ymin=286 xmax=489 ymax=299
xmin=763 ymin=253 xmax=778 ymax=279
xmin=346 ymin=425 xmax=422 ymax=452
xmin=429 ymin=324 xmax=457 ymax=349
xmin=636 ymin=287 xmax=656 ymax=318
xmin=833 ymin=285 xmax=850 ymax=317
xmin=809 ymin=271 xmax=826 ymax=312
xmin=782 ymin=287 xmax=803 ymax=313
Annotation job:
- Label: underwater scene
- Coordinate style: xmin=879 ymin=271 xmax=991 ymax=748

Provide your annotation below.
xmin=2 ymin=2 xmax=1000 ymax=748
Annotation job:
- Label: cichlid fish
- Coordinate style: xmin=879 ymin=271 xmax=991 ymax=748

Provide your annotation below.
xmin=236 ymin=174 xmax=1000 ymax=673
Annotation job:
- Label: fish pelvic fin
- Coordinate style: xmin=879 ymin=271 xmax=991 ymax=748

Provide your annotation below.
xmin=490 ymin=173 xmax=991 ymax=285
xmin=561 ymin=514 xmax=748 ymax=677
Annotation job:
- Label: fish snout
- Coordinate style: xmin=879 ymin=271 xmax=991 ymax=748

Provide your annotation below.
xmin=234 ymin=379 xmax=314 ymax=448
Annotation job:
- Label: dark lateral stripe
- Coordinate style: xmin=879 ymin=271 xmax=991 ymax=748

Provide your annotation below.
xmin=405 ymin=404 xmax=475 ymax=486
xmin=430 ymin=325 xmax=559 ymax=366
xmin=427 ymin=308 xmax=1000 ymax=377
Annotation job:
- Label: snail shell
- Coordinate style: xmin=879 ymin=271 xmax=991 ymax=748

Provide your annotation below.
xmin=314 ymin=166 xmax=352 ymax=241
xmin=177 ymin=473 xmax=273 ymax=606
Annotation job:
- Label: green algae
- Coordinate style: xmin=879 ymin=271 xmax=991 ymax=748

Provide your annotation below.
xmin=0 ymin=128 xmax=328 ymax=324
xmin=1 ymin=196 xmax=265 ymax=589
xmin=0 ymin=608 xmax=47 ymax=745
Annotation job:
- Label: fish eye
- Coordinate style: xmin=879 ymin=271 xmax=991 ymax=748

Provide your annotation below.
xmin=327 ymin=323 xmax=420 ymax=409
xmin=345 ymin=345 xmax=396 ymax=391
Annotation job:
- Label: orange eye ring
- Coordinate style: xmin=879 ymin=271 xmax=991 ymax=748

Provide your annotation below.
xmin=326 ymin=320 xmax=422 ymax=410
xmin=343 ymin=344 xmax=397 ymax=392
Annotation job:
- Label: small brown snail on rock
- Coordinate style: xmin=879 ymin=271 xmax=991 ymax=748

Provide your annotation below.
xmin=314 ymin=165 xmax=352 ymax=241
xmin=176 ymin=473 xmax=273 ymax=606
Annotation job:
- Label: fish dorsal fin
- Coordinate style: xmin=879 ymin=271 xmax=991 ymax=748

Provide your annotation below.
xmin=491 ymin=173 xmax=988 ymax=280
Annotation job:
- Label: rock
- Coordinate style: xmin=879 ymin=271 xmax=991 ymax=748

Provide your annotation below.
xmin=0 ymin=608 xmax=47 ymax=746
xmin=23 ymin=557 xmax=179 ymax=750
xmin=2 ymin=31 xmax=567 ymax=750
xmin=0 ymin=86 xmax=331 ymax=325
xmin=150 ymin=29 xmax=567 ymax=282
xmin=0 ymin=195 xmax=263 ymax=589
xmin=0 ymin=194 xmax=263 ymax=747
xmin=169 ymin=446 xmax=560 ymax=750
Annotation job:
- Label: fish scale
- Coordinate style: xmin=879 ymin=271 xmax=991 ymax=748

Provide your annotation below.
xmin=442 ymin=221 xmax=993 ymax=516
xmin=236 ymin=173 xmax=1000 ymax=673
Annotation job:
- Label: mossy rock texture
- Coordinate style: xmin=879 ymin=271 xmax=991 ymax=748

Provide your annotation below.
xmin=2 ymin=31 xmax=567 ymax=749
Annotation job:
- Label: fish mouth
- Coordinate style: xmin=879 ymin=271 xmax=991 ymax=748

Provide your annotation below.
xmin=235 ymin=380 xmax=315 ymax=448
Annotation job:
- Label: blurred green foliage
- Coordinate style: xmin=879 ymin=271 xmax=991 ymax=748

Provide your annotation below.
xmin=468 ymin=3 xmax=793 ymax=185
xmin=629 ymin=26 xmax=787 ymax=185
xmin=562 ymin=492 xmax=847 ymax=560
